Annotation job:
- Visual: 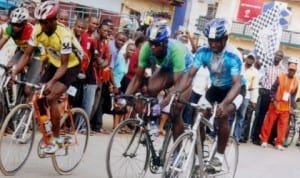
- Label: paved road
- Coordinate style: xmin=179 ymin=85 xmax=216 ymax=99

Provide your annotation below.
xmin=0 ymin=114 xmax=300 ymax=178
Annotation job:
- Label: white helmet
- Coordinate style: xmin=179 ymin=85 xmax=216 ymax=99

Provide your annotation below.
xmin=34 ymin=1 xmax=58 ymax=20
xmin=10 ymin=7 xmax=29 ymax=24
xmin=288 ymin=57 xmax=298 ymax=64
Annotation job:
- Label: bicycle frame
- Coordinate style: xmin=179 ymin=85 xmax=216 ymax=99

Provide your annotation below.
xmin=0 ymin=64 xmax=24 ymax=111
xmin=110 ymin=94 xmax=174 ymax=169
xmin=15 ymin=81 xmax=78 ymax=148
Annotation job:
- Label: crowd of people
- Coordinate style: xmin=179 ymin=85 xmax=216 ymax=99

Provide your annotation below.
xmin=0 ymin=0 xmax=299 ymax=174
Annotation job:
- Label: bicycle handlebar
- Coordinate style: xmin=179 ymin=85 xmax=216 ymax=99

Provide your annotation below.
xmin=110 ymin=93 xmax=158 ymax=113
xmin=0 ymin=63 xmax=11 ymax=72
xmin=14 ymin=79 xmax=41 ymax=90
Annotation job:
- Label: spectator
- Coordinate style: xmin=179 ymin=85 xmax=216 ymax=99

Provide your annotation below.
xmin=234 ymin=52 xmax=259 ymax=142
xmin=79 ymin=16 xmax=99 ymax=134
xmin=57 ymin=10 xmax=69 ymax=27
xmin=251 ymin=50 xmax=285 ymax=145
xmin=177 ymin=31 xmax=197 ymax=53
xmin=260 ymin=58 xmax=298 ymax=150
xmin=89 ymin=22 xmax=111 ymax=133
xmin=72 ymin=18 xmax=87 ymax=41
xmin=79 ymin=16 xmax=99 ymax=77
xmin=110 ymin=43 xmax=136 ymax=130
xmin=92 ymin=32 xmax=128 ymax=132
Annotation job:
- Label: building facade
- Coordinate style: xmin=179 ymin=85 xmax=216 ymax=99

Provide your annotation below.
xmin=185 ymin=0 xmax=300 ymax=58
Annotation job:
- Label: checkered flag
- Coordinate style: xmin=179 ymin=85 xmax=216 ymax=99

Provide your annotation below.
xmin=250 ymin=3 xmax=282 ymax=68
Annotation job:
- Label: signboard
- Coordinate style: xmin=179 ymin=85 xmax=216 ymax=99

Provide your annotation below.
xmin=237 ymin=0 xmax=263 ymax=22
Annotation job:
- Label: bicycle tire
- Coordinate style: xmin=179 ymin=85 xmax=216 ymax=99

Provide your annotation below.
xmin=0 ymin=98 xmax=7 ymax=127
xmin=0 ymin=104 xmax=35 ymax=176
xmin=162 ymin=131 xmax=195 ymax=178
xmin=149 ymin=119 xmax=173 ymax=174
xmin=106 ymin=118 xmax=150 ymax=178
xmin=221 ymin=136 xmax=238 ymax=178
xmin=286 ymin=114 xmax=296 ymax=146
xmin=51 ymin=107 xmax=90 ymax=175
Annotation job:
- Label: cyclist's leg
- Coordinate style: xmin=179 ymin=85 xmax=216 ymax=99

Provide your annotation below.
xmin=172 ymin=86 xmax=192 ymax=140
xmin=147 ymin=68 xmax=173 ymax=96
xmin=23 ymin=57 xmax=43 ymax=100
xmin=43 ymin=65 xmax=80 ymax=153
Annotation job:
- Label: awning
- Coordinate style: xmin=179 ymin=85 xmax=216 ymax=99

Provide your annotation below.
xmin=60 ymin=0 xmax=122 ymax=13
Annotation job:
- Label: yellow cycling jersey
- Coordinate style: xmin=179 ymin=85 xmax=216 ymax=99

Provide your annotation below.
xmin=29 ymin=23 xmax=83 ymax=68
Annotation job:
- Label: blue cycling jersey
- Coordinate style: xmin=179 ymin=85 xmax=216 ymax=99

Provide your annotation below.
xmin=193 ymin=43 xmax=246 ymax=89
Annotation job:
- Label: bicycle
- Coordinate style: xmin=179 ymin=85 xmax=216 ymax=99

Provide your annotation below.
xmin=285 ymin=109 xmax=300 ymax=146
xmin=0 ymin=64 xmax=25 ymax=124
xmin=106 ymin=93 xmax=176 ymax=178
xmin=0 ymin=80 xmax=90 ymax=176
xmin=163 ymin=98 xmax=238 ymax=178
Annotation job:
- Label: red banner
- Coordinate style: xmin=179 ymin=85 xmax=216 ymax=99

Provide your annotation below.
xmin=237 ymin=0 xmax=263 ymax=22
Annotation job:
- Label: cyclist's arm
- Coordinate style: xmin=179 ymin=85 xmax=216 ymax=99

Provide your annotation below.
xmin=12 ymin=45 xmax=35 ymax=75
xmin=48 ymin=54 xmax=69 ymax=84
xmin=0 ymin=37 xmax=8 ymax=50
xmin=125 ymin=66 xmax=145 ymax=95
xmin=221 ymin=75 xmax=241 ymax=106
xmin=176 ymin=66 xmax=198 ymax=93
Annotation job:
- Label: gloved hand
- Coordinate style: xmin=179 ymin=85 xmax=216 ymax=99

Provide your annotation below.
xmin=152 ymin=103 xmax=161 ymax=116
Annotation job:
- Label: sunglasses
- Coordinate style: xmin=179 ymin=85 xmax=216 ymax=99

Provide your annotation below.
xmin=11 ymin=23 xmax=24 ymax=27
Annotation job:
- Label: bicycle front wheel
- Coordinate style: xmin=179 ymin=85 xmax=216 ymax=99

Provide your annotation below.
xmin=0 ymin=104 xmax=35 ymax=176
xmin=106 ymin=118 xmax=149 ymax=178
xmin=221 ymin=136 xmax=238 ymax=178
xmin=163 ymin=131 xmax=195 ymax=178
xmin=52 ymin=107 xmax=90 ymax=175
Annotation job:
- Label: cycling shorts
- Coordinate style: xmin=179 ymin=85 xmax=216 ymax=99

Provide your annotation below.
xmin=40 ymin=64 xmax=80 ymax=87
xmin=206 ymin=85 xmax=246 ymax=105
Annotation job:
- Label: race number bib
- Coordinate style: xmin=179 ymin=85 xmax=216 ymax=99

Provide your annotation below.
xmin=282 ymin=92 xmax=290 ymax=101
xmin=66 ymin=86 xmax=77 ymax=97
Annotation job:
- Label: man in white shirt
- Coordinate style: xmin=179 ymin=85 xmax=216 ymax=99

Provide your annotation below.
xmin=239 ymin=53 xmax=259 ymax=142
xmin=183 ymin=66 xmax=210 ymax=126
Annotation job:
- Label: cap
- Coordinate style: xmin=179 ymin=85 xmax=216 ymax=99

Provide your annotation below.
xmin=288 ymin=63 xmax=297 ymax=70
xmin=246 ymin=52 xmax=256 ymax=59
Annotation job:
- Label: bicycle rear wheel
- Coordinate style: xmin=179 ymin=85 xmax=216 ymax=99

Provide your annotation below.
xmin=286 ymin=114 xmax=296 ymax=146
xmin=106 ymin=118 xmax=149 ymax=178
xmin=163 ymin=131 xmax=195 ymax=178
xmin=0 ymin=104 xmax=35 ymax=176
xmin=52 ymin=107 xmax=90 ymax=175
xmin=221 ymin=136 xmax=238 ymax=178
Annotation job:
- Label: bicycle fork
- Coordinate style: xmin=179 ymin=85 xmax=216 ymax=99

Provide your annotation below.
xmin=12 ymin=106 xmax=33 ymax=143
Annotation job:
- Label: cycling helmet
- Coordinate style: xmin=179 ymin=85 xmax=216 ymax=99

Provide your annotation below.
xmin=147 ymin=20 xmax=170 ymax=44
xmin=34 ymin=1 xmax=58 ymax=20
xmin=10 ymin=7 xmax=29 ymax=24
xmin=203 ymin=18 xmax=229 ymax=40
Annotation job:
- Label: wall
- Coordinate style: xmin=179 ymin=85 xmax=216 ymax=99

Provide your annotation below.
xmin=122 ymin=0 xmax=172 ymax=13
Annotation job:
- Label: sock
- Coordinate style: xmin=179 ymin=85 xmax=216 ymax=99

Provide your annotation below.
xmin=215 ymin=152 xmax=224 ymax=162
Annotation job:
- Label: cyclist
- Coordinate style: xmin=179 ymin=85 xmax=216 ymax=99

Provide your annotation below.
xmin=125 ymin=20 xmax=193 ymax=141
xmin=0 ymin=7 xmax=42 ymax=98
xmin=177 ymin=18 xmax=245 ymax=173
xmin=11 ymin=1 xmax=83 ymax=154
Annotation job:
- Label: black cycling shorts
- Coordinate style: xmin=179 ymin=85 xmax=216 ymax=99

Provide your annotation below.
xmin=206 ymin=85 xmax=246 ymax=104
xmin=40 ymin=64 xmax=80 ymax=87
